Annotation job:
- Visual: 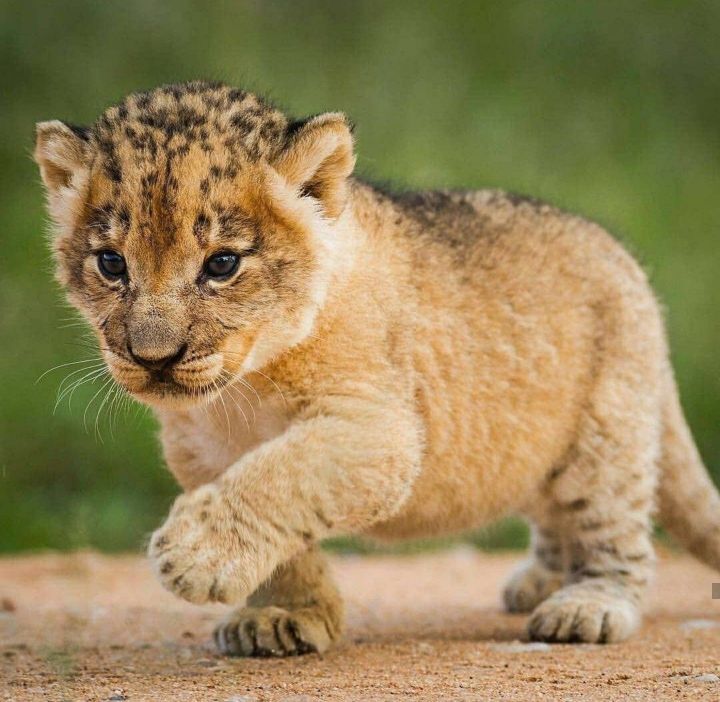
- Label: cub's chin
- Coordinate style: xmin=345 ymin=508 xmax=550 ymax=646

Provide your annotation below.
xmin=113 ymin=371 xmax=228 ymax=411
xmin=132 ymin=382 xmax=223 ymax=410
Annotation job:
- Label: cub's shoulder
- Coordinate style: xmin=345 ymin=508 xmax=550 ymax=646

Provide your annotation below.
xmin=356 ymin=181 xmax=576 ymax=252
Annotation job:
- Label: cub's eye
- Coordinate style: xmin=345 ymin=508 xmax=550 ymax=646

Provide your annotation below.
xmin=204 ymin=252 xmax=240 ymax=279
xmin=97 ymin=250 xmax=127 ymax=279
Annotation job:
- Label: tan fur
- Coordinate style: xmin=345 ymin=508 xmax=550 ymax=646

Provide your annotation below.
xmin=35 ymin=82 xmax=720 ymax=654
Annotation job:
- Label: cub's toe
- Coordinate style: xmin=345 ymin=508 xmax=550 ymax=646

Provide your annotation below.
xmin=214 ymin=606 xmax=334 ymax=657
xmin=527 ymin=584 xmax=639 ymax=643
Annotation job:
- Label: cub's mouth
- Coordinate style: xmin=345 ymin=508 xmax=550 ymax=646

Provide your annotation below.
xmin=103 ymin=349 xmax=230 ymax=408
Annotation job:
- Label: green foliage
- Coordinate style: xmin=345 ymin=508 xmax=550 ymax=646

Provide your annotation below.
xmin=1 ymin=0 xmax=718 ymax=552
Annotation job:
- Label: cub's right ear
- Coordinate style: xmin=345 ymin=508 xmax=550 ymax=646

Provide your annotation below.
xmin=34 ymin=121 xmax=91 ymax=228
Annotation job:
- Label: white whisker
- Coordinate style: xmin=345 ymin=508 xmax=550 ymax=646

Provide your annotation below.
xmin=36 ymin=358 xmax=103 ymax=384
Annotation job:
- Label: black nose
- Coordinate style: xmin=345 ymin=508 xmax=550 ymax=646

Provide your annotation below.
xmin=128 ymin=343 xmax=187 ymax=372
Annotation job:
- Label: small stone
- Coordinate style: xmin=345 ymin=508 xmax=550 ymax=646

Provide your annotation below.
xmin=0 ymin=598 xmax=15 ymax=613
xmin=680 ymin=619 xmax=720 ymax=631
xmin=490 ymin=641 xmax=551 ymax=653
xmin=197 ymin=658 xmax=218 ymax=668
xmin=693 ymin=674 xmax=720 ymax=683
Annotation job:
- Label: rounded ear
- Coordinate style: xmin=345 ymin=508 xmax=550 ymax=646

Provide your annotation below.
xmin=34 ymin=120 xmax=90 ymax=192
xmin=34 ymin=120 xmax=91 ymax=230
xmin=273 ymin=113 xmax=355 ymax=219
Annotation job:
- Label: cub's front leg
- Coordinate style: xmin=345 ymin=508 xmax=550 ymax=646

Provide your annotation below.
xmin=149 ymin=396 xmax=421 ymax=610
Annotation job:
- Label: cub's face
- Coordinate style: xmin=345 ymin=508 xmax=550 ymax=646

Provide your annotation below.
xmin=34 ymin=83 xmax=354 ymax=408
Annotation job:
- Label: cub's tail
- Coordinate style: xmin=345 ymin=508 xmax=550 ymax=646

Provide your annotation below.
xmin=658 ymin=374 xmax=720 ymax=571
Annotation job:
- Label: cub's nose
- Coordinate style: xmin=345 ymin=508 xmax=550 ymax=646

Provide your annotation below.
xmin=128 ymin=343 xmax=188 ymax=372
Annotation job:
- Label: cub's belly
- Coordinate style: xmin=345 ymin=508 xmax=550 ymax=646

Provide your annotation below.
xmin=365 ymin=397 xmax=579 ymax=540
xmin=366 ymin=454 xmax=550 ymax=540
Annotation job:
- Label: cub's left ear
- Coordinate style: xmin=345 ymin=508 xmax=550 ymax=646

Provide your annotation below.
xmin=273 ymin=112 xmax=355 ymax=219
xmin=34 ymin=120 xmax=91 ymax=229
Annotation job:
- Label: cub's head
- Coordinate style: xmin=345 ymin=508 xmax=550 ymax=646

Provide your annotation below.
xmin=34 ymin=82 xmax=355 ymax=408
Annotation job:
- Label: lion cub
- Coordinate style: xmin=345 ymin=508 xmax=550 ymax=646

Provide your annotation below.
xmin=35 ymin=81 xmax=720 ymax=655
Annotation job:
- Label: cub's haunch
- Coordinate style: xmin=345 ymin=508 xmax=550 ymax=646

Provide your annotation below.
xmin=35 ymin=81 xmax=720 ymax=655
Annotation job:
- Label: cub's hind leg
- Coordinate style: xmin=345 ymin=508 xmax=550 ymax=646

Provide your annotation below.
xmin=503 ymin=513 xmax=566 ymax=613
xmin=526 ymin=291 xmax=665 ymax=643
xmin=214 ymin=545 xmax=343 ymax=657
xmin=527 ymin=457 xmax=657 ymax=645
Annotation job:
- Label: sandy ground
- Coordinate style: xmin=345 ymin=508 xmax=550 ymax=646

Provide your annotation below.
xmin=1 ymin=550 xmax=720 ymax=701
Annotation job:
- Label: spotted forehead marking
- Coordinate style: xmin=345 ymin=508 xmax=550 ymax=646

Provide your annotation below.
xmin=92 ymin=81 xmax=290 ymax=184
xmin=87 ymin=81 xmax=292 ymax=248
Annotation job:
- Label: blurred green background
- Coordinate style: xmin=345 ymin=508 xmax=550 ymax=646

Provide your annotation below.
xmin=1 ymin=0 xmax=718 ymax=553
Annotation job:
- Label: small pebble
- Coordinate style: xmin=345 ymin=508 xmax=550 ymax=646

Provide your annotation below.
xmin=680 ymin=619 xmax=720 ymax=631
xmin=0 ymin=598 xmax=15 ymax=613
xmin=490 ymin=641 xmax=551 ymax=653
xmin=693 ymin=674 xmax=720 ymax=683
xmin=197 ymin=658 xmax=218 ymax=668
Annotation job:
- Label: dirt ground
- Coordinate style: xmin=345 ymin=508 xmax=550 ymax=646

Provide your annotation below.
xmin=1 ymin=549 xmax=719 ymax=701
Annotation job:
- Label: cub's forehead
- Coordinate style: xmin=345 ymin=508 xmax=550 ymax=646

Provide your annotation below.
xmin=83 ymin=82 xmax=283 ymax=249
xmin=93 ymin=82 xmax=290 ymax=174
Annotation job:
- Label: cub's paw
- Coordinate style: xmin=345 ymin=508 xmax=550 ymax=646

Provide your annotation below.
xmin=527 ymin=583 xmax=639 ymax=643
xmin=148 ymin=485 xmax=253 ymax=605
xmin=503 ymin=560 xmax=565 ymax=613
xmin=214 ymin=605 xmax=336 ymax=657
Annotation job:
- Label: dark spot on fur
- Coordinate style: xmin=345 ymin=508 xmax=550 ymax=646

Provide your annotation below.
xmin=104 ymin=156 xmax=122 ymax=183
xmin=595 ymin=543 xmax=620 ymax=556
xmin=216 ymin=206 xmax=252 ymax=233
xmin=230 ymin=113 xmax=255 ymax=133
xmin=117 ymin=206 xmax=131 ymax=232
xmin=66 ymin=123 xmax=90 ymax=141
xmin=579 ymin=519 xmax=605 ymax=531
xmin=208 ymin=578 xmax=222 ymax=601
xmin=564 ymin=498 xmax=590 ymax=511
xmin=285 ymin=118 xmax=307 ymax=140
xmin=504 ymin=191 xmax=547 ymax=210
xmin=547 ymin=464 xmax=568 ymax=481
xmin=193 ymin=212 xmax=210 ymax=243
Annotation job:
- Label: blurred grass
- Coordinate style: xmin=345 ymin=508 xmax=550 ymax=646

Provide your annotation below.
xmin=1 ymin=0 xmax=718 ymax=553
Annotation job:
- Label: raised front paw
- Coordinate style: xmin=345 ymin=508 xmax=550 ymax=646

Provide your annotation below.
xmin=148 ymin=485 xmax=257 ymax=605
xmin=527 ymin=582 xmax=639 ymax=643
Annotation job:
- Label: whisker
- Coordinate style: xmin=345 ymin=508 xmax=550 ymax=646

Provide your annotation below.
xmin=55 ymin=363 xmax=107 ymax=401
xmin=213 ymin=377 xmax=234 ymax=440
xmin=36 ymin=358 xmax=103 ymax=384
xmin=222 ymin=374 xmax=255 ymax=427
xmin=83 ymin=376 xmax=114 ymax=434
xmin=237 ymin=376 xmax=262 ymax=407
xmin=54 ymin=367 xmax=109 ymax=413
xmin=251 ymin=369 xmax=288 ymax=408
xmin=94 ymin=380 xmax=117 ymax=443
